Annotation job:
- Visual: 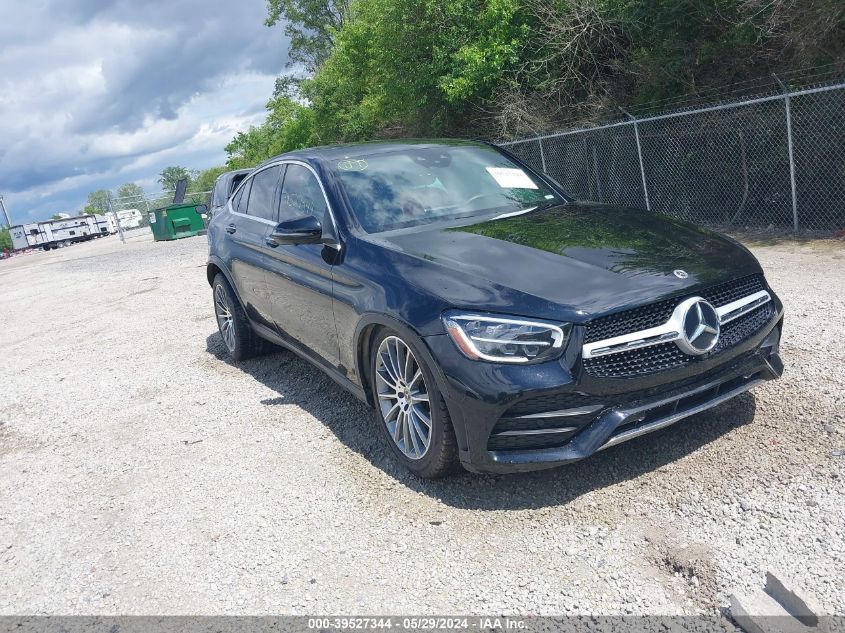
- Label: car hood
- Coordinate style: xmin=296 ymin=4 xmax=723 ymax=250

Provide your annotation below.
xmin=366 ymin=203 xmax=762 ymax=320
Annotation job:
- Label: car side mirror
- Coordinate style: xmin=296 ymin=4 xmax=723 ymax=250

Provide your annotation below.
xmin=270 ymin=215 xmax=322 ymax=245
xmin=195 ymin=204 xmax=208 ymax=214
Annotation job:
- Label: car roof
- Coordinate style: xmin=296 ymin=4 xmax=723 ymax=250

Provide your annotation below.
xmin=260 ymin=138 xmax=491 ymax=167
xmin=216 ymin=168 xmax=251 ymax=183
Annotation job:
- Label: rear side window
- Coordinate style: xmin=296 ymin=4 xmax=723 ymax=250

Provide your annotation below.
xmin=231 ymin=179 xmax=251 ymax=214
xmin=246 ymin=166 xmax=282 ymax=222
xmin=279 ymin=164 xmax=329 ymax=221
xmin=230 ymin=174 xmax=246 ymax=194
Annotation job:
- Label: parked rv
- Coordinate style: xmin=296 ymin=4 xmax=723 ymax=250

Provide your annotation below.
xmin=115 ymin=208 xmax=143 ymax=229
xmin=10 ymin=214 xmax=116 ymax=251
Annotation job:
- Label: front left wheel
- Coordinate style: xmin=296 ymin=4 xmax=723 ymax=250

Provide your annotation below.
xmin=370 ymin=330 xmax=460 ymax=478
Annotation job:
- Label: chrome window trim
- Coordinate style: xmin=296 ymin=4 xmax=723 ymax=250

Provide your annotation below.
xmin=226 ymin=160 xmax=341 ymax=240
xmin=581 ymin=290 xmax=771 ymax=360
xmin=228 ymin=163 xmax=279 ymax=226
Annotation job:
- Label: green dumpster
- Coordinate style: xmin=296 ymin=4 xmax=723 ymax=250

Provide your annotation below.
xmin=149 ymin=203 xmax=208 ymax=241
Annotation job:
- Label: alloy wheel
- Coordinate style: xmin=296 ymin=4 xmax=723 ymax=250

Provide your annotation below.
xmin=214 ymin=284 xmax=235 ymax=351
xmin=375 ymin=336 xmax=432 ymax=460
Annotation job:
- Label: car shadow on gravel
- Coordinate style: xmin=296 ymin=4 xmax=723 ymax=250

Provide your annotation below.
xmin=206 ymin=332 xmax=758 ymax=511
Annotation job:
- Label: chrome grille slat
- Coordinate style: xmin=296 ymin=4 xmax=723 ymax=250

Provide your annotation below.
xmin=582 ymin=275 xmax=774 ymax=378
xmin=583 ymin=274 xmax=766 ymax=344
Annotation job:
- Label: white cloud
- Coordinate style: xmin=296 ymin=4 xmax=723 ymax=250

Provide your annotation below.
xmin=0 ymin=0 xmax=289 ymax=223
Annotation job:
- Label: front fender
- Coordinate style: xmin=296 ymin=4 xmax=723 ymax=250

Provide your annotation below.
xmin=352 ymin=312 xmax=470 ymax=452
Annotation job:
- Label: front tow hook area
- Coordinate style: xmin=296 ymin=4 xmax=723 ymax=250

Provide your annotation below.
xmin=757 ymin=325 xmax=784 ymax=379
xmin=763 ymin=352 xmax=784 ymax=379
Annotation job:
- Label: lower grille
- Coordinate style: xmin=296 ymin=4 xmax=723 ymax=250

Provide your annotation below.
xmin=489 ymin=343 xmax=777 ymax=453
xmin=506 ymin=392 xmax=593 ymax=417
xmin=508 ymin=347 xmax=768 ymax=417
xmin=601 ymin=370 xmax=767 ymax=450
xmin=488 ymin=430 xmax=579 ymax=452
xmin=583 ymin=302 xmax=773 ymax=379
xmin=487 ymin=409 xmax=595 ymax=452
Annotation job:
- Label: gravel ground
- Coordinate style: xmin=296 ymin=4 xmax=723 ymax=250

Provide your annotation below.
xmin=0 ymin=231 xmax=843 ymax=616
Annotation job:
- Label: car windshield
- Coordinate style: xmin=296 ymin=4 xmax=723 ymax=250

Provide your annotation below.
xmin=335 ymin=145 xmax=563 ymax=233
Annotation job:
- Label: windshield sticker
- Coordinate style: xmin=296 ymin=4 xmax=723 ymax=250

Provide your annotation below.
xmin=338 ymin=159 xmax=368 ymax=171
xmin=485 ymin=167 xmax=538 ymax=189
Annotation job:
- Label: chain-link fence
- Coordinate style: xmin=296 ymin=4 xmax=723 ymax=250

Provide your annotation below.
xmin=107 ymin=189 xmax=212 ymax=238
xmin=499 ymin=77 xmax=845 ymax=232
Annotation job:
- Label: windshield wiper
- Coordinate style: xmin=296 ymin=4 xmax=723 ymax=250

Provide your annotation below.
xmin=488 ymin=199 xmax=560 ymax=221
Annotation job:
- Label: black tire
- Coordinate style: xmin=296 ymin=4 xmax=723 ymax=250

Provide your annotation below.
xmin=369 ymin=328 xmax=460 ymax=479
xmin=212 ymin=273 xmax=266 ymax=361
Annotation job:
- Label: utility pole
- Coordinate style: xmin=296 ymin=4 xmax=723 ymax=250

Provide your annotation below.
xmin=0 ymin=195 xmax=12 ymax=228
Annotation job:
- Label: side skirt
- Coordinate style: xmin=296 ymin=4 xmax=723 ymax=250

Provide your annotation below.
xmin=250 ymin=321 xmax=370 ymax=405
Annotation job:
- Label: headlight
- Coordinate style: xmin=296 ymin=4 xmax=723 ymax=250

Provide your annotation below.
xmin=442 ymin=311 xmax=571 ymax=364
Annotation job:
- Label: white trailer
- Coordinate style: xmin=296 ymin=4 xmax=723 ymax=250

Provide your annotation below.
xmin=9 ymin=226 xmax=27 ymax=250
xmin=10 ymin=223 xmax=54 ymax=250
xmin=9 ymin=214 xmax=116 ymax=251
xmin=50 ymin=217 xmax=96 ymax=244
xmin=94 ymin=214 xmax=117 ymax=234
xmin=115 ymin=208 xmax=143 ymax=229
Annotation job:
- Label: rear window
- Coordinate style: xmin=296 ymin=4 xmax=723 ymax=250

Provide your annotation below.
xmin=230 ymin=174 xmax=246 ymax=195
xmin=212 ymin=177 xmax=228 ymax=207
xmin=212 ymin=173 xmax=248 ymax=208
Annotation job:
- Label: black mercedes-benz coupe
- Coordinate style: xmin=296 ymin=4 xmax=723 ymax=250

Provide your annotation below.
xmin=206 ymin=139 xmax=784 ymax=478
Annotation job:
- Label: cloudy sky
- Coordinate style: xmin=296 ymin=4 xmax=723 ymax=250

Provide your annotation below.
xmin=0 ymin=0 xmax=289 ymax=224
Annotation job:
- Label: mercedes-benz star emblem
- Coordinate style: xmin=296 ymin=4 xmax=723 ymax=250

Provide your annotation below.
xmin=677 ymin=298 xmax=720 ymax=355
xmin=673 ymin=269 xmax=689 ymax=279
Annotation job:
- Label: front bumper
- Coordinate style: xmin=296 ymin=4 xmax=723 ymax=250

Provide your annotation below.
xmin=425 ymin=305 xmax=784 ymax=474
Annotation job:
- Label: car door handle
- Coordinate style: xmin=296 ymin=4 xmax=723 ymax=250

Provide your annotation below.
xmin=225 ymin=224 xmax=237 ymax=234
xmin=265 ymin=237 xmax=279 ymax=248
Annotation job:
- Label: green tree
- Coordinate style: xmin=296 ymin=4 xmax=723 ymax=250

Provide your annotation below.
xmin=0 ymin=227 xmax=12 ymax=251
xmin=226 ymin=126 xmax=275 ymax=169
xmin=225 ymin=96 xmax=316 ymax=168
xmin=50 ymin=213 xmax=63 ymax=220
xmin=191 ymin=166 xmax=228 ymax=194
xmin=266 ymin=0 xmax=351 ymax=72
xmin=117 ymin=182 xmax=145 ymax=210
xmin=247 ymin=0 xmax=845 ymax=147
xmin=117 ymin=183 xmax=144 ymax=198
xmin=158 ymin=166 xmax=196 ymax=192
xmin=86 ymin=189 xmax=113 ymax=214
